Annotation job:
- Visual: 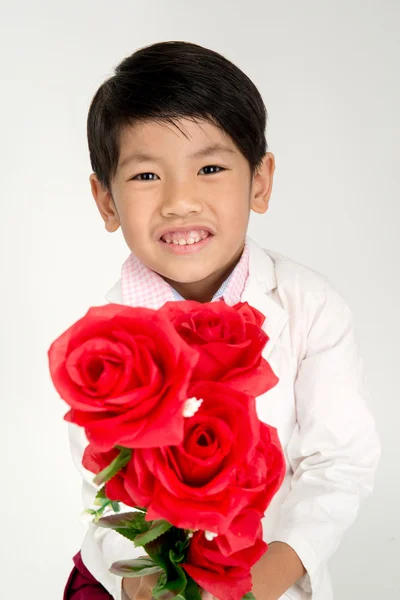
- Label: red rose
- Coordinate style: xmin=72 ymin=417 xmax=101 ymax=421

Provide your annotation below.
xmin=217 ymin=508 xmax=263 ymax=555
xmin=232 ymin=301 xmax=266 ymax=328
xmin=183 ymin=524 xmax=267 ymax=600
xmin=234 ymin=421 xmax=286 ymax=515
xmin=82 ymin=444 xmax=135 ymax=508
xmin=123 ymin=382 xmax=260 ymax=533
xmin=159 ymin=300 xmax=278 ymax=397
xmin=48 ymin=303 xmax=199 ymax=450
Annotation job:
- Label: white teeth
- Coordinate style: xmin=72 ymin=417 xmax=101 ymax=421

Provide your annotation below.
xmin=161 ymin=229 xmax=211 ymax=245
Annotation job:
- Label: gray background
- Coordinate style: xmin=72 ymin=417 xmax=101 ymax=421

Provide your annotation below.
xmin=1 ymin=1 xmax=398 ymax=598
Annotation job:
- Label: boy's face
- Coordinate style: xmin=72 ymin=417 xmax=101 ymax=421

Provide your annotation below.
xmin=90 ymin=118 xmax=275 ymax=301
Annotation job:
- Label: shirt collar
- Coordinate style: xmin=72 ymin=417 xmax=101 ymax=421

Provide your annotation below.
xmin=120 ymin=241 xmax=249 ymax=309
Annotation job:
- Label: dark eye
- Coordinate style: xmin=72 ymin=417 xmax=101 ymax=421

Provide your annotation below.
xmin=199 ymin=165 xmax=225 ymax=175
xmin=131 ymin=172 xmax=159 ymax=181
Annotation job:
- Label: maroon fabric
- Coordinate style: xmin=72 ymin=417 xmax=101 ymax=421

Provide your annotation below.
xmin=64 ymin=551 xmax=113 ymax=599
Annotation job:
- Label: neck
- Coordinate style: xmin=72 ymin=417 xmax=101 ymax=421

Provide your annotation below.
xmin=163 ymin=244 xmax=244 ymax=303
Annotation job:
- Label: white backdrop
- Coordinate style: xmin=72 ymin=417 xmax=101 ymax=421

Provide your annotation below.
xmin=1 ymin=1 xmax=399 ymax=598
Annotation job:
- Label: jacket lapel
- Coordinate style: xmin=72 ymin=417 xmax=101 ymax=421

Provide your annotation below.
xmin=105 ymin=280 xmax=122 ymax=304
xmin=242 ymin=238 xmax=288 ymax=359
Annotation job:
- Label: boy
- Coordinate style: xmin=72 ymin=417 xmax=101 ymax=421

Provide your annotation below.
xmin=65 ymin=41 xmax=380 ymax=600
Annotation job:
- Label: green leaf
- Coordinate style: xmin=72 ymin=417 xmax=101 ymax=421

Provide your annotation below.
xmin=110 ymin=501 xmax=121 ymax=513
xmin=184 ymin=575 xmax=202 ymax=600
xmin=152 ymin=565 xmax=187 ymax=599
xmin=169 ymin=547 xmax=185 ymax=565
xmin=151 ymin=572 xmax=168 ymax=598
xmin=176 ymin=538 xmax=190 ymax=554
xmin=144 ymin=535 xmax=170 ymax=571
xmin=93 ymin=447 xmax=132 ymax=486
xmin=144 ymin=529 xmax=190 ymax=571
xmin=110 ymin=557 xmax=163 ymax=578
xmin=93 ymin=487 xmax=112 ymax=511
xmin=162 ymin=564 xmax=187 ymax=596
xmin=97 ymin=511 xmax=150 ymax=533
xmin=114 ymin=527 xmax=141 ymax=543
xmin=241 ymin=593 xmax=257 ymax=600
xmin=95 ymin=486 xmax=107 ymax=500
xmin=134 ymin=520 xmax=172 ymax=547
xmin=168 ymin=535 xmax=191 ymax=565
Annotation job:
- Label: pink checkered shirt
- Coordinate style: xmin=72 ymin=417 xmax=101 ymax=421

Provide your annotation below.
xmin=121 ymin=242 xmax=249 ymax=309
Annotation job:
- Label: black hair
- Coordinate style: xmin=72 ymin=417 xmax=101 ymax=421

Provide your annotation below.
xmin=87 ymin=41 xmax=268 ymax=191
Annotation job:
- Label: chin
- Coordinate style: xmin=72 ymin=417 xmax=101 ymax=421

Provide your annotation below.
xmin=160 ymin=265 xmax=215 ymax=285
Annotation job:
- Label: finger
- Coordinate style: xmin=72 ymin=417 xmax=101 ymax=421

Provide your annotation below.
xmin=134 ymin=583 xmax=153 ymax=600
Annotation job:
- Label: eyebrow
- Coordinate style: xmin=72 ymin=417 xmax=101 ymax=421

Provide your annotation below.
xmin=118 ymin=143 xmax=237 ymax=169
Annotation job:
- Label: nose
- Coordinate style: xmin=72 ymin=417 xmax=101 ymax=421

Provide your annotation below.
xmin=160 ymin=181 xmax=203 ymax=218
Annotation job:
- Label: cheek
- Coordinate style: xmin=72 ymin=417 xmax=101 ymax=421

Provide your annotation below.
xmin=212 ymin=182 xmax=250 ymax=229
xmin=120 ymin=196 xmax=150 ymax=226
xmin=116 ymin=193 xmax=157 ymax=248
xmin=219 ymin=201 xmax=250 ymax=239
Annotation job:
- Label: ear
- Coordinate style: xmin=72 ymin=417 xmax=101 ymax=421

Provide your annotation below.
xmin=250 ymin=152 xmax=275 ymax=215
xmin=89 ymin=174 xmax=120 ymax=232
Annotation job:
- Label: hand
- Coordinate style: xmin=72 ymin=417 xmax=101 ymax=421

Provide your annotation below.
xmin=122 ymin=576 xmax=215 ymax=600
xmin=122 ymin=574 xmax=159 ymax=599
xmin=251 ymin=542 xmax=306 ymax=600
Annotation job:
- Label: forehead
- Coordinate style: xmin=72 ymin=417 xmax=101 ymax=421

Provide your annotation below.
xmin=117 ymin=117 xmax=239 ymax=168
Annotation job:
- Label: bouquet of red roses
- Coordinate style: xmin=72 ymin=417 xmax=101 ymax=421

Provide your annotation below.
xmin=48 ymin=300 xmax=285 ymax=600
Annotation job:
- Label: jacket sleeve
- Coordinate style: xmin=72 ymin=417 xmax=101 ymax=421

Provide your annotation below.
xmin=68 ymin=422 xmax=145 ymax=600
xmin=271 ymin=281 xmax=381 ymax=594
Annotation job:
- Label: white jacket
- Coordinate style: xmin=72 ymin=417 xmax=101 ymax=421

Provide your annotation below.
xmin=68 ymin=237 xmax=381 ymax=600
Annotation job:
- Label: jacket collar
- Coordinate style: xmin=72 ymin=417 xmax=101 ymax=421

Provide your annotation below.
xmin=246 ymin=236 xmax=276 ymax=292
xmin=242 ymin=237 xmax=288 ymax=359
xmin=105 ymin=236 xmax=288 ymax=358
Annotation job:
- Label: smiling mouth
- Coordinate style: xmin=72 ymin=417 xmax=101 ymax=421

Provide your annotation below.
xmin=160 ymin=229 xmax=212 ymax=246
